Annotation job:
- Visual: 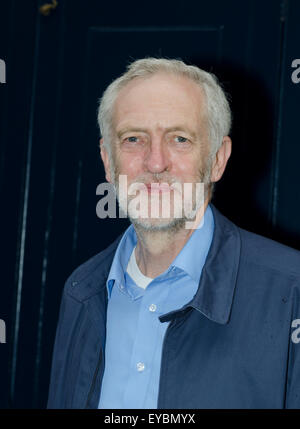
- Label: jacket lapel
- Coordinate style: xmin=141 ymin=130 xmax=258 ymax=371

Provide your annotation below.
xmin=159 ymin=203 xmax=241 ymax=325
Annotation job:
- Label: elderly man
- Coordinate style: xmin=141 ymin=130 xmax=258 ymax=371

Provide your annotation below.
xmin=48 ymin=58 xmax=300 ymax=409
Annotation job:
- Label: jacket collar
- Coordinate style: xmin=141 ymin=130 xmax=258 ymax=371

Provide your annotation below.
xmin=69 ymin=204 xmax=241 ymax=325
xmin=67 ymin=236 xmax=122 ymax=302
xmin=160 ymin=204 xmax=241 ymax=324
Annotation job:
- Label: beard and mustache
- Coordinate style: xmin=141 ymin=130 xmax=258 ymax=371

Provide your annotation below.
xmin=109 ymin=155 xmax=213 ymax=233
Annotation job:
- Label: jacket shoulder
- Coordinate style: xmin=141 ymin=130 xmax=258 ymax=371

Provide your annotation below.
xmin=64 ymin=234 xmax=123 ymax=300
xmin=238 ymin=227 xmax=300 ymax=278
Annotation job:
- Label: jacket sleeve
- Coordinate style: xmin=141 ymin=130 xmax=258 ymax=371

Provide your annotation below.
xmin=47 ymin=278 xmax=83 ymax=409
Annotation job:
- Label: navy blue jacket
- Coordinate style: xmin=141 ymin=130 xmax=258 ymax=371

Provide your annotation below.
xmin=47 ymin=204 xmax=300 ymax=408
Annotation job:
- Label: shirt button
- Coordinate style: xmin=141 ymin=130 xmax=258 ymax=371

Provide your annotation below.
xmin=136 ymin=362 xmax=145 ymax=372
xmin=149 ymin=304 xmax=157 ymax=312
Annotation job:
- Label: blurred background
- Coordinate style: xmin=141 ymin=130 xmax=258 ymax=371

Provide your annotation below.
xmin=0 ymin=0 xmax=299 ymax=408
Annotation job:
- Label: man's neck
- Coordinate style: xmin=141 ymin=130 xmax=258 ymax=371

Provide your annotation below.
xmin=133 ymin=200 xmax=209 ymax=278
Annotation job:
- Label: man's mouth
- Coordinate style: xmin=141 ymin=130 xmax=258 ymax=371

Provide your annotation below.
xmin=145 ymin=183 xmax=172 ymax=193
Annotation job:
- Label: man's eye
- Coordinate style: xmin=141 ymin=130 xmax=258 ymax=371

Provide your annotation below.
xmin=124 ymin=136 xmax=140 ymax=143
xmin=174 ymin=136 xmax=188 ymax=143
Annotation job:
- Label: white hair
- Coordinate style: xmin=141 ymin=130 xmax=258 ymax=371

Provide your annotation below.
xmin=97 ymin=57 xmax=232 ymax=165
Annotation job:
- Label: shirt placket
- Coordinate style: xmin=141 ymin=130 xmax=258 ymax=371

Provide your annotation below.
xmin=123 ymin=280 xmax=171 ymax=408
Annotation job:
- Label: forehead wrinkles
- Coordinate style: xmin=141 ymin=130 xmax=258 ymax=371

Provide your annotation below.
xmin=112 ymin=74 xmax=207 ymax=129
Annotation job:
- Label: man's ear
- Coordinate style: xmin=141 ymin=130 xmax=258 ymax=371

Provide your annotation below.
xmin=210 ymin=136 xmax=232 ymax=183
xmin=99 ymin=138 xmax=112 ymax=183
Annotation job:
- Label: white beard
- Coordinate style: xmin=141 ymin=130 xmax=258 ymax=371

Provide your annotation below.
xmin=114 ymin=173 xmax=210 ymax=232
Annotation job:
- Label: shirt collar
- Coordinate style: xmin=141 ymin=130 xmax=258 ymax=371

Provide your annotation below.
xmin=170 ymin=204 xmax=214 ymax=284
xmin=68 ymin=203 xmax=241 ymax=326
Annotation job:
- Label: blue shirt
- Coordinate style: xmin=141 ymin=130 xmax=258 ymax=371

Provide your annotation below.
xmin=98 ymin=204 xmax=215 ymax=409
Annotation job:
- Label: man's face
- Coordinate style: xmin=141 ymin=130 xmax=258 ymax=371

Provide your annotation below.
xmin=102 ymin=73 xmax=213 ymax=231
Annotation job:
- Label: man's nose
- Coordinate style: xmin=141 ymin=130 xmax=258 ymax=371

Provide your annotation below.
xmin=143 ymin=140 xmax=170 ymax=174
